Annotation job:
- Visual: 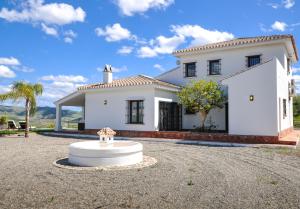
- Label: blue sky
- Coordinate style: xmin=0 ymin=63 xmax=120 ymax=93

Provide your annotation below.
xmin=0 ymin=0 xmax=299 ymax=107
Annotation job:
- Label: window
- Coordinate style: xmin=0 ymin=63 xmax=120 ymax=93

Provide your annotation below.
xmin=208 ymin=60 xmax=221 ymax=75
xmin=247 ymin=55 xmax=261 ymax=67
xmin=127 ymin=100 xmax=144 ymax=124
xmin=185 ymin=108 xmax=197 ymax=115
xmin=185 ymin=62 xmax=196 ymax=77
xmin=287 ymin=58 xmax=291 ymax=75
xmin=283 ymin=99 xmax=287 ymax=118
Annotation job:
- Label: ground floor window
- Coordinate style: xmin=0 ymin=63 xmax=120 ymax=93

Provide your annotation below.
xmin=283 ymin=99 xmax=287 ymax=118
xmin=127 ymin=100 xmax=144 ymax=124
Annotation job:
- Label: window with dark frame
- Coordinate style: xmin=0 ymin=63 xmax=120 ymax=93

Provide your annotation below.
xmin=287 ymin=58 xmax=291 ymax=75
xmin=283 ymin=99 xmax=287 ymax=118
xmin=247 ymin=55 xmax=261 ymax=67
xmin=208 ymin=59 xmax=221 ymax=75
xmin=185 ymin=62 xmax=196 ymax=77
xmin=127 ymin=100 xmax=144 ymax=124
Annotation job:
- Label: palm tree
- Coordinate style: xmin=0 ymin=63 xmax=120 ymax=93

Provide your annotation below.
xmin=0 ymin=81 xmax=43 ymax=137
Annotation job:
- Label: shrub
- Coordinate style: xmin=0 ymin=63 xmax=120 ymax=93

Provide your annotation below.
xmin=0 ymin=116 xmax=7 ymax=126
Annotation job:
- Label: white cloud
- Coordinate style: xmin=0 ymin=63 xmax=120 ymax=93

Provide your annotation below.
xmin=64 ymin=37 xmax=73 ymax=43
xmin=115 ymin=0 xmax=174 ymax=16
xmin=292 ymin=67 xmax=300 ymax=74
xmin=283 ymin=0 xmax=295 ymax=8
xmin=64 ymin=30 xmax=77 ymax=38
xmin=137 ymin=46 xmax=158 ymax=58
xmin=137 ymin=24 xmax=234 ymax=58
xmin=268 ymin=0 xmax=295 ymax=9
xmin=0 ymin=57 xmax=20 ymax=65
xmin=111 ymin=65 xmax=128 ymax=73
xmin=0 ymin=65 xmax=16 ymax=78
xmin=63 ymin=30 xmax=77 ymax=43
xmin=38 ymin=74 xmax=87 ymax=106
xmin=171 ymin=24 xmax=234 ymax=46
xmin=271 ymin=21 xmax=288 ymax=31
xmin=0 ymin=84 xmax=12 ymax=94
xmin=41 ymin=23 xmax=58 ymax=36
xmin=0 ymin=0 xmax=86 ymax=25
xmin=40 ymin=75 xmax=88 ymax=83
xmin=95 ymin=23 xmax=133 ymax=42
xmin=138 ymin=35 xmax=184 ymax=58
xmin=117 ymin=46 xmax=134 ymax=55
xmin=154 ymin=64 xmax=165 ymax=72
xmin=268 ymin=3 xmax=280 ymax=9
xmin=11 ymin=65 xmax=34 ymax=73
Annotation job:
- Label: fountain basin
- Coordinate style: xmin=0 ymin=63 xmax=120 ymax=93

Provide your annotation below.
xmin=68 ymin=140 xmax=143 ymax=167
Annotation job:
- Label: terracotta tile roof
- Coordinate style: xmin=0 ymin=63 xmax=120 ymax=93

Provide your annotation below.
xmin=78 ymin=75 xmax=180 ymax=90
xmin=173 ymin=34 xmax=298 ymax=60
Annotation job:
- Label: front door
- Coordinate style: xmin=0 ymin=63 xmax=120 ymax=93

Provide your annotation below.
xmin=159 ymin=102 xmax=182 ymax=131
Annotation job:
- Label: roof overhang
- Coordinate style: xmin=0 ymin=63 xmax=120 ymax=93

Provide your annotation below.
xmin=173 ymin=36 xmax=298 ymax=62
xmin=54 ymin=91 xmax=85 ymax=106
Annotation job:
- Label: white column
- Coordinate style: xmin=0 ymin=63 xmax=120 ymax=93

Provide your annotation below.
xmin=55 ymin=104 xmax=62 ymax=131
xmin=82 ymin=106 xmax=85 ymax=121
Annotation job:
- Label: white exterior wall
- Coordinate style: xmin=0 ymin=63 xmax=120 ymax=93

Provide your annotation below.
xmin=222 ymin=58 xmax=282 ymax=136
xmin=157 ymin=44 xmax=287 ymax=86
xmin=84 ymin=86 xmax=179 ymax=131
xmin=85 ymin=86 xmax=156 ymax=131
xmin=182 ymin=108 xmax=226 ymax=130
xmin=276 ymin=57 xmax=293 ymax=132
xmin=157 ymin=43 xmax=290 ymax=131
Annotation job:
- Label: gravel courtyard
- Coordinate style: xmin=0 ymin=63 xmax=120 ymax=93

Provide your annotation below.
xmin=0 ymin=134 xmax=300 ymax=209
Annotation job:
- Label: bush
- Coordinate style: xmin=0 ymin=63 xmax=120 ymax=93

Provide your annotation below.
xmin=0 ymin=116 xmax=7 ymax=126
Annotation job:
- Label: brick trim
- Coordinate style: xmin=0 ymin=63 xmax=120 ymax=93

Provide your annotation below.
xmin=278 ymin=127 xmax=294 ymax=138
xmin=63 ymin=129 xmax=291 ymax=144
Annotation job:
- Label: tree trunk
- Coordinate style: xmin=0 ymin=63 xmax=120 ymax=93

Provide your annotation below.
xmin=25 ymin=99 xmax=30 ymax=138
xmin=199 ymin=111 xmax=207 ymax=131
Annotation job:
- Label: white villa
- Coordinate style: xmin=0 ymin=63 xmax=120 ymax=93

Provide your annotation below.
xmin=55 ymin=34 xmax=298 ymax=138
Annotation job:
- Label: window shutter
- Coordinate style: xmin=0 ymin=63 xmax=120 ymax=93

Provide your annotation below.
xmin=140 ymin=101 xmax=144 ymax=123
xmin=125 ymin=101 xmax=130 ymax=123
xmin=207 ymin=60 xmax=209 ymax=75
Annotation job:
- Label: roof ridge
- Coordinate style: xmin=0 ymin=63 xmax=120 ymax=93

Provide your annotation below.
xmin=77 ymin=74 xmax=180 ymax=90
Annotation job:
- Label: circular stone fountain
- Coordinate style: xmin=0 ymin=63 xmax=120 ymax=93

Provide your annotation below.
xmin=68 ymin=128 xmax=143 ymax=167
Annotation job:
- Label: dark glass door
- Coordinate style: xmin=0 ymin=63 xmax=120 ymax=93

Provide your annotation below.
xmin=159 ymin=102 xmax=182 ymax=131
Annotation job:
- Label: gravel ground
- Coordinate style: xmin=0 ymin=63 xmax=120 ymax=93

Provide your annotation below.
xmin=0 ymin=134 xmax=300 ymax=209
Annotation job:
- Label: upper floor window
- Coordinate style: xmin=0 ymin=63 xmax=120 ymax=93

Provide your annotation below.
xmin=185 ymin=62 xmax=196 ymax=77
xmin=287 ymin=58 xmax=291 ymax=75
xmin=208 ymin=60 xmax=221 ymax=75
xmin=247 ymin=55 xmax=261 ymax=67
xmin=127 ymin=100 xmax=144 ymax=124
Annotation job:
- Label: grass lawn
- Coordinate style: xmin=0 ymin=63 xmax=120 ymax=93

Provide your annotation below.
xmin=0 ymin=128 xmax=54 ymax=136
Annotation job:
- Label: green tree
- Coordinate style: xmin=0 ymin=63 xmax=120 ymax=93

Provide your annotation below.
xmin=0 ymin=81 xmax=43 ymax=137
xmin=293 ymin=95 xmax=300 ymax=117
xmin=177 ymin=80 xmax=226 ymax=131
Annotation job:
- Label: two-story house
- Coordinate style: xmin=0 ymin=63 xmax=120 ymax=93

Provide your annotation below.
xmin=55 ymin=35 xmax=298 ymax=140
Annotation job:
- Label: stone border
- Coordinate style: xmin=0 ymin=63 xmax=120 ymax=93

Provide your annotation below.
xmin=53 ymin=155 xmax=157 ymax=171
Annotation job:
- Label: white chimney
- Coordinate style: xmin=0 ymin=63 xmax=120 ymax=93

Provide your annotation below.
xmin=103 ymin=64 xmax=113 ymax=83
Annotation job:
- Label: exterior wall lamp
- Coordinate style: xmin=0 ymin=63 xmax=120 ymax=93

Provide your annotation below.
xmin=249 ymin=95 xmax=254 ymax=102
xmin=104 ymin=100 xmax=107 ymax=105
